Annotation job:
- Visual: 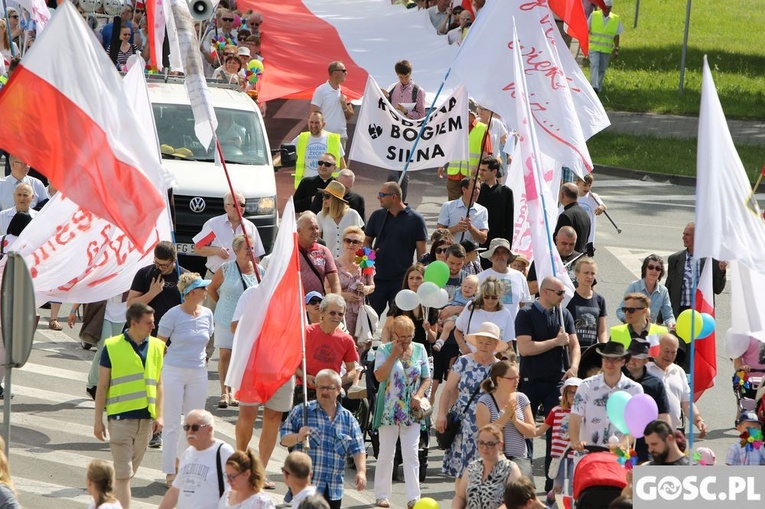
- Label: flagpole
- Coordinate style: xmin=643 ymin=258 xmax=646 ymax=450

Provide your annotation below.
xmin=397 ymin=68 xmax=453 ymax=188
xmin=215 ymin=137 xmax=262 ymax=283
xmin=687 ymin=258 xmax=700 ymax=456
xmin=460 ymin=110 xmax=494 ymax=244
xmin=1 ymin=0 xmax=15 ymax=58
xmin=296 ymin=257 xmax=310 ymax=450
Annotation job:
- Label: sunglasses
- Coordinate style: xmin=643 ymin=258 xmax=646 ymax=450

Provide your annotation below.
xmin=227 ymin=202 xmax=246 ymax=208
xmin=477 ymin=440 xmax=499 ymax=448
xmin=646 ymin=264 xmax=662 ymax=271
xmin=222 ymin=17 xmax=234 ymax=22
xmin=317 ymin=161 xmax=334 ymax=167
xmin=9 ymin=15 xmax=19 ymax=19
xmin=435 ymin=247 xmax=449 ymax=254
xmin=621 ymin=306 xmax=646 ymax=314
xmin=308 ymin=298 xmax=322 ymax=305
xmin=378 ymin=192 xmax=395 ymax=198
xmin=545 ymin=288 xmax=565 ymax=296
xmin=333 ymin=69 xmax=348 ymax=73
xmin=182 ymin=423 xmax=210 ymax=432
xmin=249 ymin=21 xmax=261 ymax=26
xmin=483 ymin=295 xmax=500 ymax=300
xmin=343 ymin=238 xmax=362 ymax=245
xmin=327 ymin=310 xmax=345 ymax=317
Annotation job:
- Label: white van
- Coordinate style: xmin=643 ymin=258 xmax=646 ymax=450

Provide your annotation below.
xmin=147 ymin=79 xmax=278 ymax=270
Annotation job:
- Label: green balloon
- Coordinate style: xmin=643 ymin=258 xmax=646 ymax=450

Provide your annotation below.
xmin=424 ymin=261 xmax=450 ymax=288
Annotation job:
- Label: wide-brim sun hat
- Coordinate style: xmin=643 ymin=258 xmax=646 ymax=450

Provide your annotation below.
xmin=595 ymin=341 xmax=631 ymax=359
xmin=319 ymin=180 xmax=348 ymax=203
xmin=480 ymin=238 xmax=517 ymax=261
xmin=466 ymin=322 xmax=508 ymax=352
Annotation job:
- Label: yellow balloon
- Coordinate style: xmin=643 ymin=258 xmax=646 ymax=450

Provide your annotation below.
xmin=675 ymin=309 xmax=703 ymax=344
xmin=413 ymin=498 xmax=440 ymax=509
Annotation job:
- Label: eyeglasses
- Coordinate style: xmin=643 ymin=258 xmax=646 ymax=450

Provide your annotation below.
xmin=249 ymin=21 xmax=261 ymax=26
xmin=333 ymin=68 xmax=348 ymax=73
xmin=227 ymin=202 xmax=246 ymax=208
xmin=308 ymin=298 xmax=322 ymax=305
xmin=544 ymin=288 xmax=566 ymax=296
xmin=317 ymin=385 xmax=338 ymax=391
xmin=281 ymin=467 xmax=291 ymax=477
xmin=327 ymin=310 xmax=345 ymax=317
xmin=483 ymin=295 xmax=500 ymax=300
xmin=154 ymin=259 xmax=174 ymax=269
xmin=226 ymin=471 xmax=245 ymax=482
xmin=646 ymin=264 xmax=662 ymax=271
xmin=477 ymin=440 xmax=500 ymax=448
xmin=222 ymin=17 xmax=234 ymax=22
xmin=343 ymin=238 xmax=362 ymax=245
xmin=378 ymin=192 xmax=395 ymax=198
xmin=9 ymin=15 xmax=19 ymax=19
xmin=621 ymin=306 xmax=646 ymax=314
xmin=317 ymin=160 xmax=335 ymax=167
xmin=182 ymin=423 xmax=211 ymax=432
xmin=499 ymin=376 xmax=519 ymax=381
xmin=435 ymin=247 xmax=449 ymax=254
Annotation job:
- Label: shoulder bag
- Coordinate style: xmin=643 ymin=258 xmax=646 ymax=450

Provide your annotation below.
xmin=435 ymin=383 xmax=482 ymax=450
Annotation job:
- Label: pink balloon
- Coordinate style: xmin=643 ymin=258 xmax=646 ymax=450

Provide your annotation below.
xmin=624 ymin=394 xmax=658 ymax=438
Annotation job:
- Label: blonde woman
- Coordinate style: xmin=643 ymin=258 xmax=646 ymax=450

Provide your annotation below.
xmin=335 ymin=225 xmax=375 ymax=343
xmin=0 ymin=20 xmax=18 ymax=62
xmin=0 ymin=437 xmax=19 ymax=508
xmin=317 ymin=181 xmax=364 ymax=257
xmin=157 ymin=273 xmax=214 ymax=486
xmin=86 ymin=459 xmax=122 ymax=509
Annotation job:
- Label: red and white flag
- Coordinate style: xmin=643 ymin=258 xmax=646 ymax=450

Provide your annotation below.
xmin=509 ymin=22 xmax=574 ymax=300
xmin=693 ymin=260 xmax=716 ymax=401
xmin=451 ymin=0 xmax=609 ymax=177
xmin=0 ymin=2 xmax=166 ymax=249
xmin=548 ymin=0 xmax=590 ymax=55
xmin=227 ymin=199 xmax=305 ymax=404
xmin=146 ymin=0 xmax=183 ymax=71
xmin=14 ymin=0 xmax=51 ymax=33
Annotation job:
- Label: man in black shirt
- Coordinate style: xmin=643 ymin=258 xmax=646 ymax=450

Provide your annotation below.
xmin=294 ymin=153 xmax=336 ymax=214
xmin=555 ymin=182 xmax=590 ymax=254
xmin=644 ymin=420 xmax=690 ymax=465
xmin=476 ymin=156 xmax=513 ymax=269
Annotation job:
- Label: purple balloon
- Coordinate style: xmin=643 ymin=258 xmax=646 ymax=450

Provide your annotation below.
xmin=624 ymin=394 xmax=659 ymax=438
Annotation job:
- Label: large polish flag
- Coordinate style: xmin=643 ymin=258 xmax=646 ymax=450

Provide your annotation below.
xmin=236 ymin=0 xmax=459 ymax=102
xmin=693 ymin=260 xmax=717 ymax=401
xmin=227 ymin=199 xmax=305 ymax=404
xmin=0 ymin=2 xmax=167 ymax=250
xmin=451 ymin=0 xmax=609 ymax=177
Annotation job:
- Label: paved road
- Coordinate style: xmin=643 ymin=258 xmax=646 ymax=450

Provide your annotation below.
xmin=4 ymin=170 xmax=752 ymax=508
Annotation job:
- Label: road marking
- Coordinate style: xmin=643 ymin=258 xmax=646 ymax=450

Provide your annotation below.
xmin=14 ymin=476 xmax=160 ymax=509
xmin=9 ymin=384 xmax=93 ymax=408
xmin=19 ymin=361 xmax=89 ymax=383
xmin=605 ymin=246 xmax=674 ymax=280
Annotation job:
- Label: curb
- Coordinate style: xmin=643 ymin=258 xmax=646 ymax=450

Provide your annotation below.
xmin=594 ymin=164 xmax=698 ymax=187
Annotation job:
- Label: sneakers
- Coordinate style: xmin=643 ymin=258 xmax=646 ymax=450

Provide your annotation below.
xmin=149 ymin=432 xmax=162 ymax=448
xmin=432 ymin=339 xmax=444 ymax=352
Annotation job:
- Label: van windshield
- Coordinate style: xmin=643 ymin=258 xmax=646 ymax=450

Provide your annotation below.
xmin=152 ymin=104 xmax=268 ymax=165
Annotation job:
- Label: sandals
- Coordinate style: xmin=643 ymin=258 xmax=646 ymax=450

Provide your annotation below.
xmin=217 ymin=396 xmax=229 ymax=409
xmin=376 ymin=500 xmax=390 ymax=508
xmin=263 ymin=479 xmax=276 ymax=490
xmin=229 ymin=398 xmax=239 ymax=407
xmin=49 ymin=320 xmax=63 ymax=331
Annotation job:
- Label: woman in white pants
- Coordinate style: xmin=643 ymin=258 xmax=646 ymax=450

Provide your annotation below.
xmin=373 ymin=315 xmax=431 ymax=509
xmin=157 ymin=273 xmax=214 ymax=486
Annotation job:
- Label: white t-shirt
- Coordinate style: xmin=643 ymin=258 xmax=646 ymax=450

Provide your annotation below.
xmin=476 ymin=267 xmax=531 ymax=318
xmin=290 ymin=132 xmax=346 ymax=179
xmin=455 ymin=305 xmax=517 ymax=350
xmin=192 ymin=215 xmax=265 ymax=273
xmin=174 ymin=440 xmax=235 ymax=509
xmin=231 ymin=284 xmax=261 ymax=324
xmin=104 ymin=294 xmax=128 ymax=324
xmin=158 ymin=306 xmax=215 ymax=369
xmin=577 ymin=192 xmax=601 ymax=244
xmin=291 ymin=486 xmax=317 ymax=508
xmin=218 ymin=487 xmax=275 ymax=509
xmin=311 ymin=81 xmax=347 ymax=138
xmin=316 ymin=208 xmax=364 ymax=258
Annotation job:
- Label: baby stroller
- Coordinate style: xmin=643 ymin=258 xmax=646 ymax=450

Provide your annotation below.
xmin=365 ymin=346 xmax=430 ymax=483
xmin=555 ymin=445 xmax=627 ymax=509
xmin=733 ymin=369 xmax=764 ymax=422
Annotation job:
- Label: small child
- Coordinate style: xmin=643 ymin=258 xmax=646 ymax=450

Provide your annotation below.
xmin=695 ymin=447 xmax=716 ymax=466
xmin=725 ymin=411 xmax=765 ymax=465
xmin=538 ymin=377 xmax=581 ymax=504
xmin=433 ymin=275 xmax=479 ymax=352
xmin=575 ymin=173 xmax=606 ymax=257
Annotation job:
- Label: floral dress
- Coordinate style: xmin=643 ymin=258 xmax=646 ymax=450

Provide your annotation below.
xmin=442 ymin=355 xmax=497 ymax=477
xmin=375 ymin=342 xmax=430 ymax=427
xmin=337 ymin=262 xmax=365 ymax=338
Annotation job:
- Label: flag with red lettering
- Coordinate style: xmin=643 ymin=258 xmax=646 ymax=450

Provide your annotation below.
xmin=548 ymin=0 xmax=590 ymax=55
xmin=693 ymin=260 xmax=716 ymax=401
xmin=146 ymin=0 xmax=183 ymax=71
xmin=0 ymin=2 xmax=166 ymax=249
xmin=227 ymin=199 xmax=305 ymax=403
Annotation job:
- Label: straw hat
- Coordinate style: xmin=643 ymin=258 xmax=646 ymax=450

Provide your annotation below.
xmin=480 ymin=238 xmax=517 ymax=261
xmin=319 ymin=181 xmax=348 ymax=203
xmin=465 ymin=322 xmax=509 ymax=352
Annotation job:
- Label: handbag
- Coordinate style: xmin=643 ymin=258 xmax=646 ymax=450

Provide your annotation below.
xmin=355 ymin=300 xmax=379 ymax=342
xmin=412 ymin=397 xmax=433 ymax=420
xmin=435 ymin=384 xmax=482 ymax=450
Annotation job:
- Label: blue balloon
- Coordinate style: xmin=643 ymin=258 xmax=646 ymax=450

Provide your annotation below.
xmin=606 ymin=391 xmax=632 ymax=435
xmin=698 ymin=312 xmax=715 ymax=339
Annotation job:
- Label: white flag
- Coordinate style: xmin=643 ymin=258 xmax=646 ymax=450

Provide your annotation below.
xmin=451 ymin=0 xmax=609 ymax=177
xmin=509 ymin=21 xmax=574 ymax=299
xmin=726 ymin=260 xmax=765 ymax=359
xmin=695 ymin=56 xmax=765 ymax=271
xmin=349 ymin=76 xmax=469 ymax=171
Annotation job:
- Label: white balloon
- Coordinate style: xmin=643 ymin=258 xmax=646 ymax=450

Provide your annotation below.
xmin=431 ymin=288 xmax=450 ymax=308
xmin=417 ymin=282 xmax=440 ymax=307
xmin=80 ymin=0 xmax=100 ymax=13
xmin=726 ymin=330 xmax=753 ymax=359
xmin=102 ymin=0 xmax=124 ymax=16
xmin=395 ymin=289 xmax=420 ymax=311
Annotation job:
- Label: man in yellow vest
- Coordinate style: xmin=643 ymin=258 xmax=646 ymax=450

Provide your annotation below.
xmin=610 ymin=293 xmax=668 ymax=348
xmin=94 ymin=302 xmax=165 ymax=509
xmin=291 ymin=111 xmax=345 ymax=189
xmin=437 ymin=102 xmax=492 ymax=200
xmin=587 ymin=0 xmax=623 ymax=93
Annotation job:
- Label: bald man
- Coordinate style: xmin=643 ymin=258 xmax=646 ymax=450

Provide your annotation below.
xmin=555 ymin=182 xmax=590 ymax=254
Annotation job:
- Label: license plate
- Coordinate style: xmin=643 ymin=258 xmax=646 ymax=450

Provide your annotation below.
xmin=176 ymin=243 xmax=196 ymax=255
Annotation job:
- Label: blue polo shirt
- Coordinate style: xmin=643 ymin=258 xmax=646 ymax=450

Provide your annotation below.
xmin=366 ymin=205 xmax=427 ymax=282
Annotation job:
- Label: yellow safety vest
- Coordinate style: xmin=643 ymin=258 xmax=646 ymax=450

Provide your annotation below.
xmin=589 ymin=11 xmax=620 ymax=53
xmin=104 ymin=334 xmax=164 ymax=419
xmin=447 ymin=121 xmax=489 ymax=177
xmin=609 ymin=323 xmax=668 ymax=348
xmin=294 ymin=131 xmax=343 ymax=188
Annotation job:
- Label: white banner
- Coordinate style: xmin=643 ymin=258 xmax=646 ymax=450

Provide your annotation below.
xmin=349 ymin=76 xmax=468 ymax=170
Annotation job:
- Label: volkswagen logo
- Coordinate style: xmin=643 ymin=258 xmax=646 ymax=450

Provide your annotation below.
xmin=189 ymin=197 xmax=206 ymax=213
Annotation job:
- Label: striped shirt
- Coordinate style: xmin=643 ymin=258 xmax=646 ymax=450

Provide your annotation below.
xmin=545 ymin=405 xmax=574 ymax=459
xmin=477 ymin=392 xmax=530 ymax=459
